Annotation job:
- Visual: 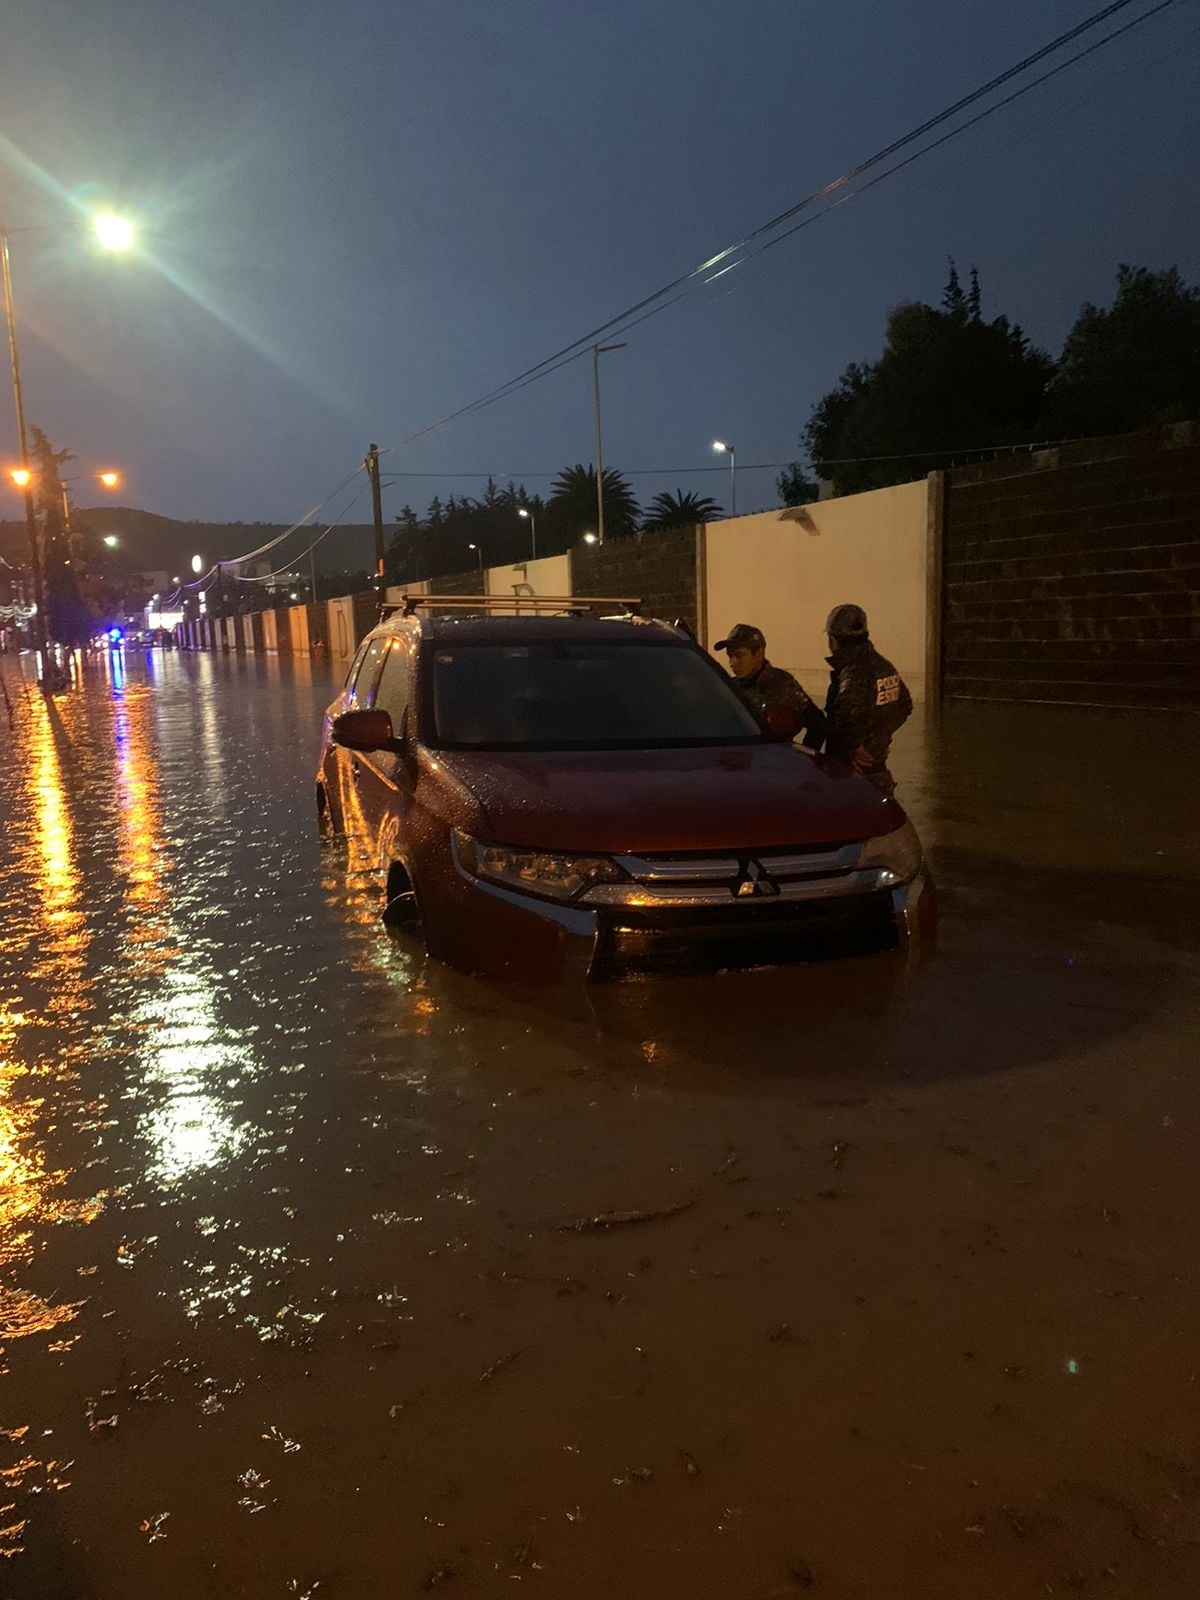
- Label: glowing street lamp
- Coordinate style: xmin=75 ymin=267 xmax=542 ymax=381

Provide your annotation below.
xmin=93 ymin=212 xmax=135 ymax=253
xmin=517 ymin=506 xmax=537 ymax=560
xmin=467 ymin=542 xmax=483 ymax=571
xmin=191 ymin=554 xmax=204 ymax=574
xmin=9 ymin=467 xmax=31 ymax=488
xmin=582 ymin=532 xmax=598 ymax=546
xmin=712 ymin=440 xmax=737 ymax=516
xmin=103 ymin=535 xmax=119 ymax=548
xmin=98 ymin=469 xmax=121 ymax=488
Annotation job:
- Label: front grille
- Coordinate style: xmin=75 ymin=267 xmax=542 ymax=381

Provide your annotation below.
xmin=590 ymin=890 xmax=898 ymax=979
xmin=581 ymin=841 xmax=878 ymax=909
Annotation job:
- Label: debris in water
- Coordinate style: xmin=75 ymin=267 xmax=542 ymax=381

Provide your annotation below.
xmin=790 ymin=1556 xmax=815 ymax=1587
xmin=263 ymin=1426 xmax=301 ymax=1453
xmin=557 ymin=1200 xmax=694 ymax=1232
xmin=85 ymin=1394 xmax=119 ymax=1433
xmin=479 ymin=1348 xmax=524 ymax=1385
xmin=139 ymin=1511 xmax=170 ymax=1542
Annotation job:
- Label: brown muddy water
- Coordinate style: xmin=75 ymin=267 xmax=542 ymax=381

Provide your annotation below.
xmin=1 ymin=645 xmax=1198 ymax=1599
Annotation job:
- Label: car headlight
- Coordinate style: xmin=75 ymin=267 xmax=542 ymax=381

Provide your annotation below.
xmin=855 ymin=819 xmax=923 ymax=887
xmin=455 ymin=831 xmax=625 ymax=903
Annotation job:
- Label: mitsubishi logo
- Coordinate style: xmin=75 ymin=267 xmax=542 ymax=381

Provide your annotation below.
xmin=734 ymin=858 xmax=779 ymax=897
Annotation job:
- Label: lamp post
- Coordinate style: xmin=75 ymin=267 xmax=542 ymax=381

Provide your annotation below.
xmin=1 ymin=230 xmax=49 ymax=678
xmin=582 ymin=532 xmax=598 ymax=546
xmin=713 ymin=440 xmax=736 ymax=517
xmin=592 ymin=342 xmax=627 ymax=545
xmin=517 ymin=507 xmax=537 ymax=561
xmin=1 ymin=211 xmax=136 ymax=683
xmin=468 ymin=542 xmax=483 ymax=571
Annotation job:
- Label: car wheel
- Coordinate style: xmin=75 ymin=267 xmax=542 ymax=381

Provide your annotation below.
xmin=382 ymin=858 xmax=422 ymax=930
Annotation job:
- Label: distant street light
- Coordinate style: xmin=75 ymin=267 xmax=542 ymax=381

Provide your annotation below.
xmin=191 ymin=554 xmax=204 ymax=574
xmin=98 ymin=469 xmax=121 ymax=488
xmin=8 ymin=467 xmax=31 ymax=488
xmin=582 ymin=532 xmax=598 ymax=546
xmin=517 ymin=507 xmax=537 ymax=560
xmin=103 ymin=534 xmax=119 ymax=548
xmin=713 ymin=440 xmax=737 ymax=517
xmin=93 ymin=213 xmax=135 ymax=253
xmin=468 ymin=542 xmax=484 ymax=571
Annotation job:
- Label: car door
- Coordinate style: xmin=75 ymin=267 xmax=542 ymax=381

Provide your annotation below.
xmin=329 ymin=634 xmax=392 ymax=839
xmin=352 ymin=639 xmax=415 ymax=865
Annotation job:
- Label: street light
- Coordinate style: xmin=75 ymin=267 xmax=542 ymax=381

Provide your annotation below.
xmin=191 ymin=554 xmax=204 ymax=574
xmin=103 ymin=534 xmax=119 ymax=548
xmin=93 ymin=213 xmax=135 ymax=253
xmin=517 ymin=507 xmax=537 ymax=560
xmin=592 ymin=342 xmax=627 ymax=545
xmin=98 ymin=470 xmax=121 ymax=488
xmin=713 ymin=440 xmax=737 ymax=517
xmin=582 ymin=532 xmax=598 ymax=546
xmin=468 ymin=542 xmax=484 ymax=571
xmin=9 ymin=467 xmax=31 ymax=488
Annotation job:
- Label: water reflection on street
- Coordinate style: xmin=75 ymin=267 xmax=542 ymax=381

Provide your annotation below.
xmin=1 ymin=645 xmax=1198 ymax=1599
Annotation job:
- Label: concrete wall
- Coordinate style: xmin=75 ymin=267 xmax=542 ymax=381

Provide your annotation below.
xmin=288 ymin=605 xmax=309 ymax=655
xmin=241 ymin=613 xmax=255 ymax=651
xmin=485 ymin=554 xmax=571 ymax=601
xmin=943 ymin=424 xmax=1200 ymax=709
xmin=325 ymin=596 xmax=357 ymax=661
xmin=570 ymin=527 xmax=700 ymax=633
xmin=704 ymin=481 xmax=932 ymax=701
xmin=261 ymin=609 xmax=279 ymax=652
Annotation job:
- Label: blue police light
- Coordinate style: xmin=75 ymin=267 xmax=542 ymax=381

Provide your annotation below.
xmin=107 ymin=627 xmax=123 ymax=644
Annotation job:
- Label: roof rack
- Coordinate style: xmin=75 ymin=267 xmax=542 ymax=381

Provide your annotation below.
xmin=383 ymin=593 xmax=643 ymax=618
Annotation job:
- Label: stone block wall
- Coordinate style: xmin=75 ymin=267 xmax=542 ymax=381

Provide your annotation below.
xmin=942 ymin=424 xmax=1200 ymax=709
xmin=569 ymin=527 xmax=699 ymax=631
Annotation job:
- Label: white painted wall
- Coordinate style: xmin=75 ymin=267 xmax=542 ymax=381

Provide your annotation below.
xmin=241 ymin=614 xmax=255 ymax=651
xmin=262 ymin=610 xmax=279 ymax=652
xmin=704 ymin=479 xmax=931 ymax=700
xmin=486 ymin=555 xmax=571 ymax=601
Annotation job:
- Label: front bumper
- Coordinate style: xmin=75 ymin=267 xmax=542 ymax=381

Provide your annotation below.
xmin=445 ymin=834 xmax=931 ymax=982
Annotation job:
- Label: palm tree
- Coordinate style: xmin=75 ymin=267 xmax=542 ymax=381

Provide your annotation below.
xmin=548 ymin=464 xmax=640 ymax=540
xmin=641 ymin=489 xmax=723 ymax=531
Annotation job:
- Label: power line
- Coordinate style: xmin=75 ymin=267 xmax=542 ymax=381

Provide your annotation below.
xmin=373 ymin=0 xmax=1174 ymax=459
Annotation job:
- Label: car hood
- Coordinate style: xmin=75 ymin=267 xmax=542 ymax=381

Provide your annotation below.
xmin=428 ymin=744 xmax=899 ymax=853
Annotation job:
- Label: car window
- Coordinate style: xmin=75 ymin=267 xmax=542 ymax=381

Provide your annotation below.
xmin=430 ymin=641 xmax=762 ymax=750
xmin=344 ymin=637 xmax=371 ymax=691
xmin=373 ymin=644 xmax=410 ymax=732
xmin=350 ymin=637 xmax=390 ymax=706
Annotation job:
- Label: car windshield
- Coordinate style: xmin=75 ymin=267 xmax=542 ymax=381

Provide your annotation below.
xmin=429 ymin=640 xmax=763 ymax=750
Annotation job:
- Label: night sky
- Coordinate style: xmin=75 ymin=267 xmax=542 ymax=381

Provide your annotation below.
xmin=2 ymin=0 xmax=1198 ymax=537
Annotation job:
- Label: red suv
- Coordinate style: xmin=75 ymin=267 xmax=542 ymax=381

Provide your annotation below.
xmin=316 ymin=597 xmax=931 ymax=981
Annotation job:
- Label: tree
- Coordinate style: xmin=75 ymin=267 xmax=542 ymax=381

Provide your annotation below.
xmin=547 ymin=464 xmax=639 ymax=541
xmin=802 ymin=264 xmax=1054 ymax=495
xmin=1044 ymin=265 xmax=1200 ymax=438
xmin=641 ymin=489 xmax=722 ymax=530
xmin=775 ymin=463 xmax=820 ymax=507
xmin=29 ymin=427 xmax=94 ymax=648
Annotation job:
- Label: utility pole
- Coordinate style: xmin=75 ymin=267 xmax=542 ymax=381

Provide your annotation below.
xmin=1 ymin=227 xmax=49 ymax=681
xmin=591 ymin=343 xmax=626 ymax=546
xmin=366 ymin=442 xmax=385 ymax=589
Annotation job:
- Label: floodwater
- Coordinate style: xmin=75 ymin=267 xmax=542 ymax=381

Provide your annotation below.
xmin=1 ymin=646 xmax=1198 ymax=1600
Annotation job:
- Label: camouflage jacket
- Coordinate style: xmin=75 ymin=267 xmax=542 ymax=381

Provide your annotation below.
xmin=734 ymin=661 xmax=827 ymax=747
xmin=824 ymin=637 xmax=912 ymax=766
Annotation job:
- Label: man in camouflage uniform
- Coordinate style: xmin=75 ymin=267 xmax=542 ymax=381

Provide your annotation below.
xmin=823 ymin=603 xmax=912 ymax=797
xmin=715 ymin=623 xmax=827 ymax=749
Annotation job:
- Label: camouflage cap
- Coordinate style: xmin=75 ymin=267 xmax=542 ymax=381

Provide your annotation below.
xmin=714 ymin=623 xmax=766 ymax=653
xmin=825 ymin=603 xmax=868 ymax=639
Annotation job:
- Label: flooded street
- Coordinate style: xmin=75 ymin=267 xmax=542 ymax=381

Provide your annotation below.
xmin=2 ymin=646 xmax=1199 ymax=1600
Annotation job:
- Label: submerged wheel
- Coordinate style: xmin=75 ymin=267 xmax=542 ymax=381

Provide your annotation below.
xmin=382 ymin=858 xmax=422 ymax=929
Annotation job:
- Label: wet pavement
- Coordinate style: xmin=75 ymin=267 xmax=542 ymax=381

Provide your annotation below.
xmin=1 ymin=645 xmax=1198 ymax=1599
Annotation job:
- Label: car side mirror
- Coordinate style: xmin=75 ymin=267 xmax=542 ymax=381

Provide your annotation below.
xmin=762 ymin=704 xmax=803 ymax=741
xmin=332 ymin=708 xmax=406 ymax=754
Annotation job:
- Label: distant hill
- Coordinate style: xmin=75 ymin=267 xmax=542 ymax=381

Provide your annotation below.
xmin=0 ymin=505 xmax=377 ymax=577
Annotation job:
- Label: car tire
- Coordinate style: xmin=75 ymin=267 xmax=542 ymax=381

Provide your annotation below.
xmin=382 ymin=858 xmax=422 ymax=930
